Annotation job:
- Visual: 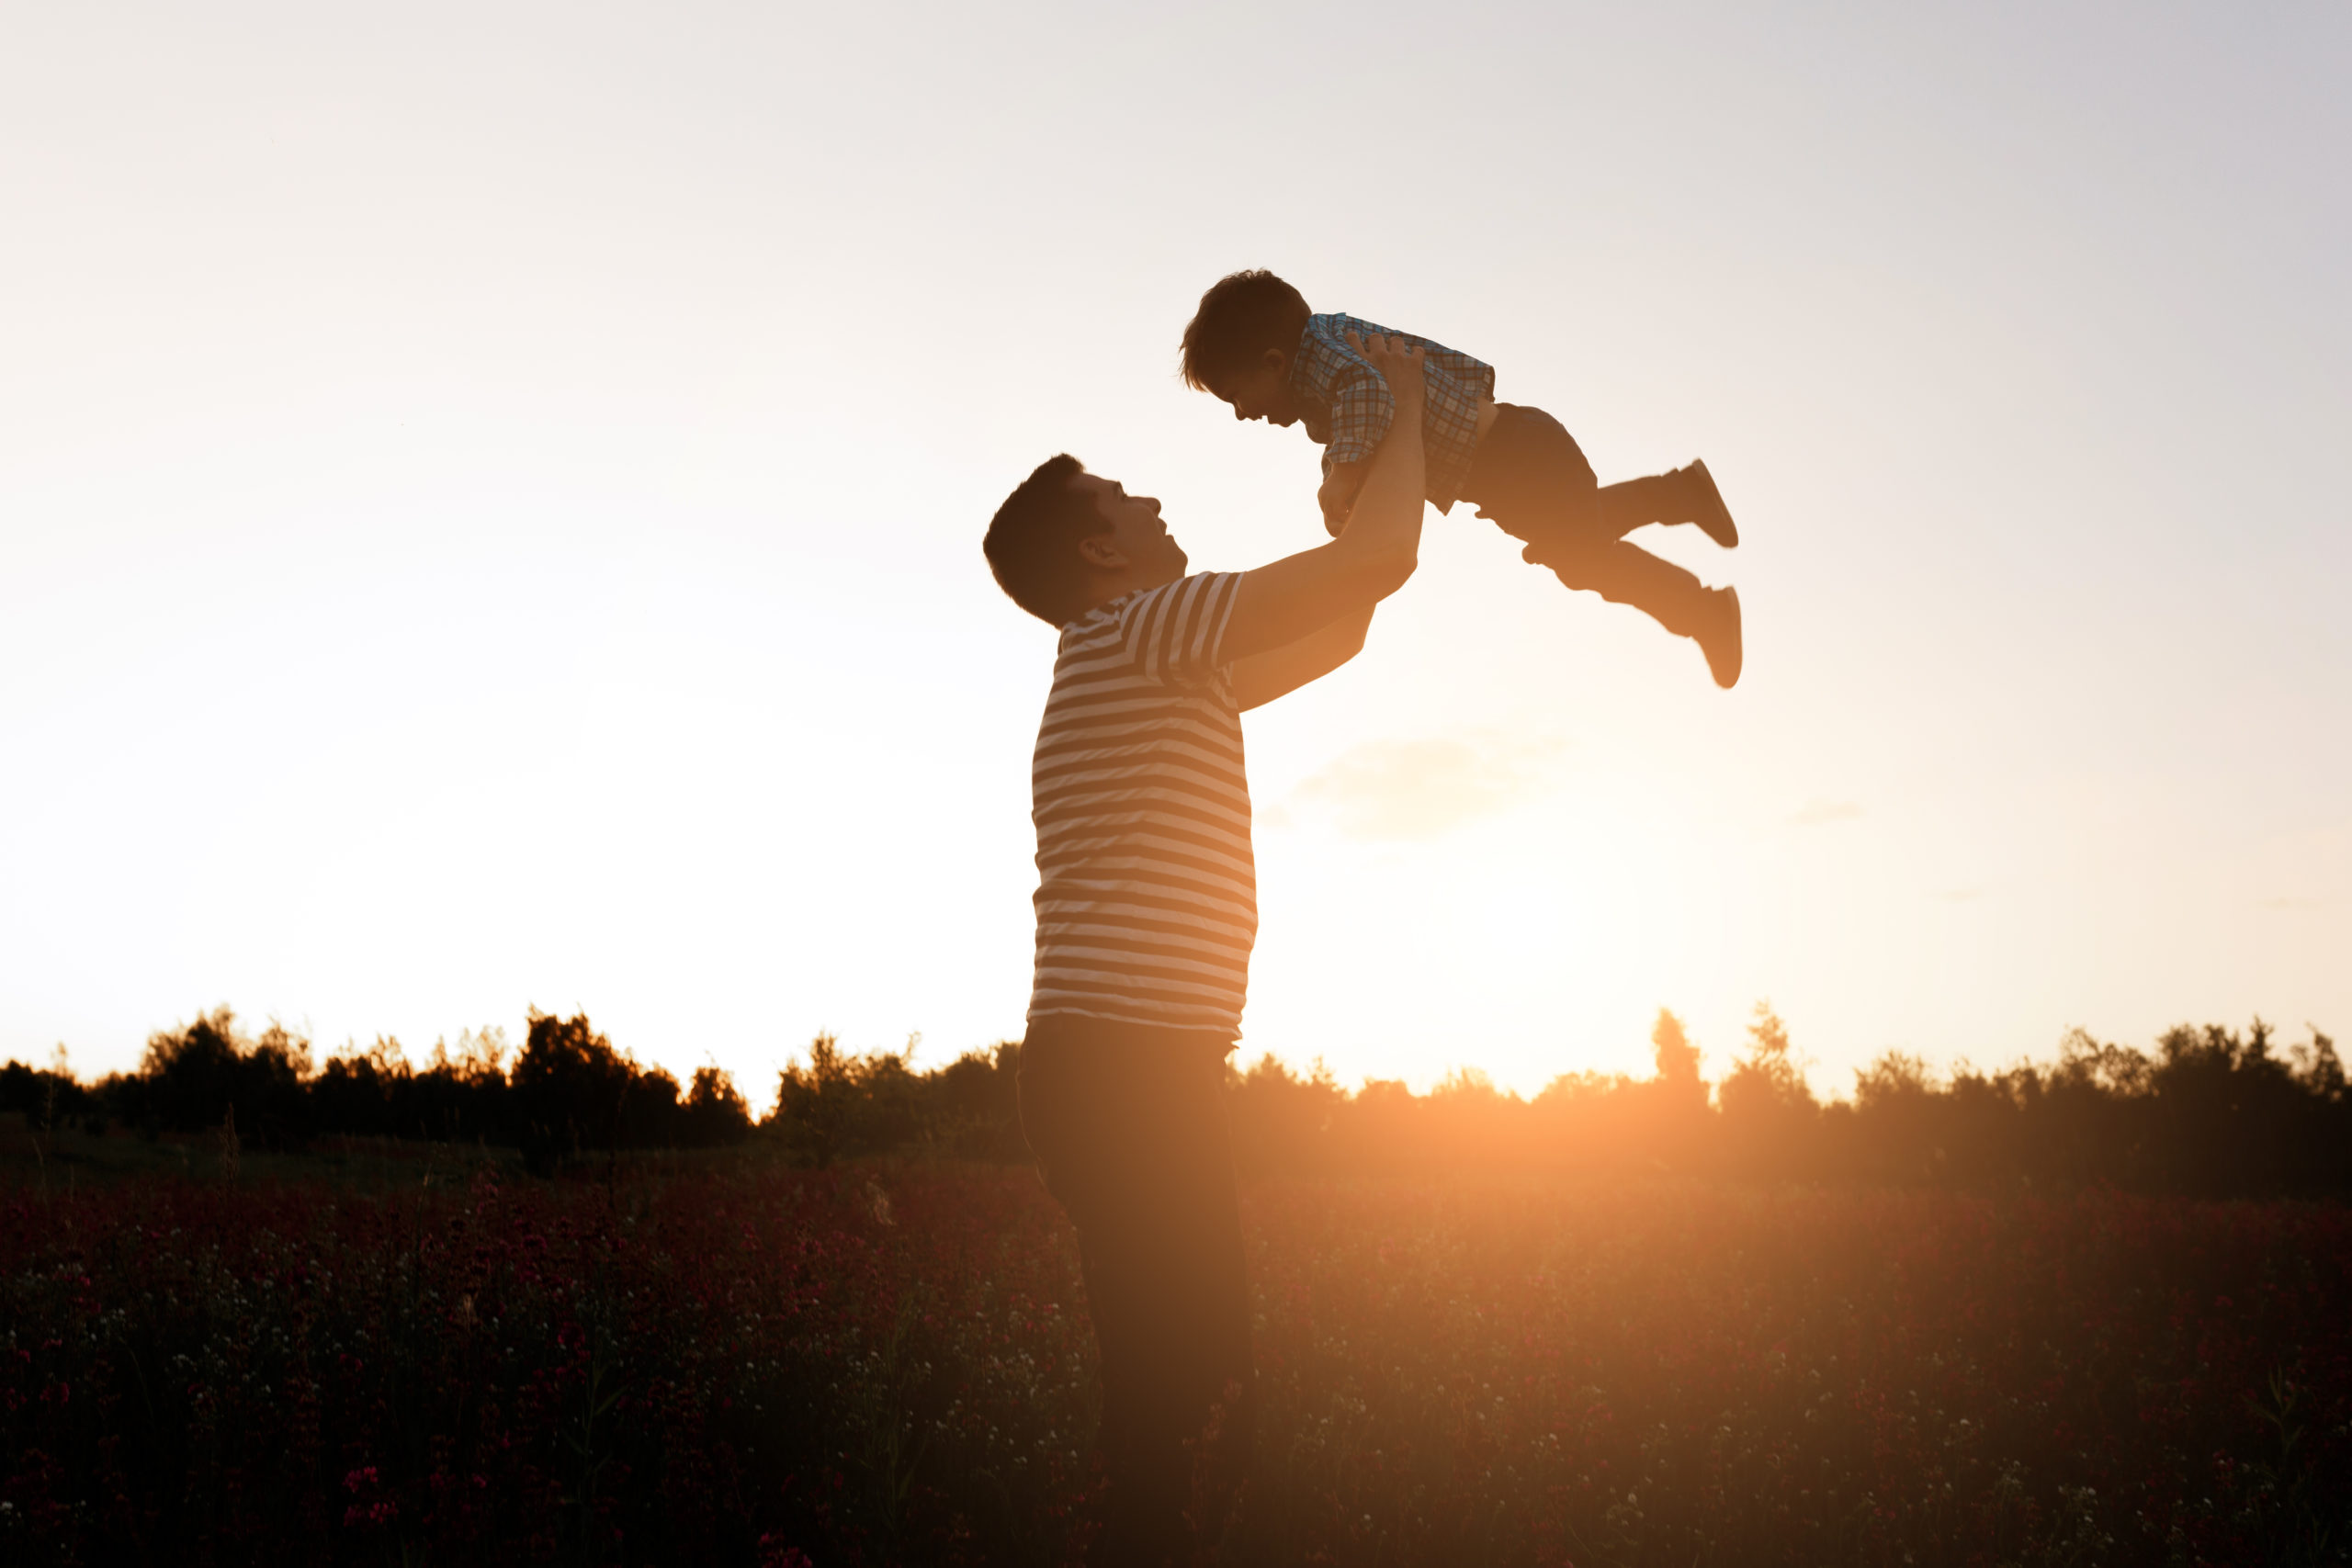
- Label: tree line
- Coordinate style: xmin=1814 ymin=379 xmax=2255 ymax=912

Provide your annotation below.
xmin=4 ymin=1005 xmax=2346 ymax=1195
xmin=2 ymin=1010 xmax=753 ymax=1176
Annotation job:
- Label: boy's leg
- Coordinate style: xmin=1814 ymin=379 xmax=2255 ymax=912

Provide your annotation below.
xmin=1463 ymin=407 xmax=1744 ymax=686
xmin=1596 ymin=459 xmax=1738 ymax=547
xmin=1532 ymin=535 xmax=1744 ymax=688
xmin=1460 ymin=403 xmax=1602 ymax=556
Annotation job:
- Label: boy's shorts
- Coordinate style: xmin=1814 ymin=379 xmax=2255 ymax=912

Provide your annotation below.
xmin=1455 ymin=402 xmax=1600 ymax=546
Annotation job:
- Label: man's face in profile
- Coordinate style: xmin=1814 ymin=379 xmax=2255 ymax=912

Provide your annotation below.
xmin=1074 ymin=472 xmax=1187 ymax=583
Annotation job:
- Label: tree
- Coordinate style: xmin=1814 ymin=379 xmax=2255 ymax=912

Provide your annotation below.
xmin=126 ymin=1009 xmax=314 ymax=1147
xmin=1651 ymin=1009 xmax=1703 ymax=1103
xmin=771 ymin=1033 xmax=925 ymax=1168
xmin=512 ymin=1010 xmax=637 ymax=1174
xmin=1717 ymin=1003 xmax=1818 ymax=1176
xmin=680 ymin=1066 xmax=752 ymax=1147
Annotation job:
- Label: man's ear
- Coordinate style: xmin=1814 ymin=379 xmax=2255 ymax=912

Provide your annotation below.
xmin=1261 ymin=346 xmax=1289 ymax=376
xmin=1076 ymin=532 xmax=1124 ymax=570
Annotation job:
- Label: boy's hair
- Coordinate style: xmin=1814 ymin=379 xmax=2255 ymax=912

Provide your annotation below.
xmin=1180 ymin=269 xmax=1311 ymax=392
xmin=983 ymin=454 xmax=1112 ymax=626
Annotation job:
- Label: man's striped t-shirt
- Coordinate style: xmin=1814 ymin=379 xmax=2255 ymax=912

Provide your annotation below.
xmin=1027 ymin=570 xmax=1254 ymax=1037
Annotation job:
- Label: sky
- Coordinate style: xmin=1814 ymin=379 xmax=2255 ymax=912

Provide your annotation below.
xmin=3 ymin=0 xmax=2346 ymax=1100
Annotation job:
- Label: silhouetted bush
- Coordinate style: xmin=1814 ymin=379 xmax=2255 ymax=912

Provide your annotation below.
xmin=769 ymin=1032 xmax=933 ymax=1167
xmin=764 ymin=1033 xmax=1028 ymax=1166
xmin=510 ymin=1010 xmax=635 ymax=1172
xmin=920 ymin=1041 xmax=1027 ymax=1160
xmin=506 ymin=1011 xmax=755 ymax=1172
xmin=0 ymin=1059 xmax=94 ymax=1128
xmin=102 ymin=1009 xmax=315 ymax=1148
xmin=680 ymin=1065 xmax=755 ymax=1148
xmin=1227 ymin=1052 xmax=1349 ymax=1173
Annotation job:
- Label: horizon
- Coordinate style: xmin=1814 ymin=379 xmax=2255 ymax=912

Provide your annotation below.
xmin=5 ymin=2 xmax=2346 ymax=1100
xmin=17 ymin=998 xmax=2335 ymax=1117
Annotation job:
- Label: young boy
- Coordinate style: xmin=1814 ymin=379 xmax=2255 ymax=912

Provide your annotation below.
xmin=1179 ymin=269 xmax=1745 ymax=687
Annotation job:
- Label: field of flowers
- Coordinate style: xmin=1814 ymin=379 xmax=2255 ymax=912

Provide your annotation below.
xmin=5 ymin=1151 xmax=2347 ymax=1565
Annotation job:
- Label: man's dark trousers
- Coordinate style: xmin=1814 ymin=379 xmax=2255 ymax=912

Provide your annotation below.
xmin=1018 ymin=1014 xmax=1254 ymax=1563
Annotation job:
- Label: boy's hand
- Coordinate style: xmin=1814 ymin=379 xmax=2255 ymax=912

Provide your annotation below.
xmin=1317 ymin=463 xmax=1369 ymax=536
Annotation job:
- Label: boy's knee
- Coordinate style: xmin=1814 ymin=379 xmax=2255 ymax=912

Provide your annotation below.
xmin=1521 ymin=535 xmax=1606 ymax=585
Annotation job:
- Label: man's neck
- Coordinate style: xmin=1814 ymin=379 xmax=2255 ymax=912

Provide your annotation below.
xmin=1082 ymin=568 xmax=1179 ymax=614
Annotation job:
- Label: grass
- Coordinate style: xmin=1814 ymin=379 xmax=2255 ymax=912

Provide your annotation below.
xmin=6 ymin=1141 xmax=2347 ymax=1565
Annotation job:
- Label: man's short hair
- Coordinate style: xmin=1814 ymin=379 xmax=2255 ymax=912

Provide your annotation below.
xmin=983 ymin=454 xmax=1112 ymax=626
xmin=1180 ymin=269 xmax=1311 ymax=392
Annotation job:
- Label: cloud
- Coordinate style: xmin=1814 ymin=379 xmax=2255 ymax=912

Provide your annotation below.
xmin=1792 ymin=798 xmax=1865 ymax=827
xmin=1292 ymin=732 xmax=1566 ymax=841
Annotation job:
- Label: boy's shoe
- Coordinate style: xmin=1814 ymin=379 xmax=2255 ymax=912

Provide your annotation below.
xmin=1678 ymin=460 xmax=1738 ymax=548
xmin=1696 ymin=586 xmax=1743 ymax=688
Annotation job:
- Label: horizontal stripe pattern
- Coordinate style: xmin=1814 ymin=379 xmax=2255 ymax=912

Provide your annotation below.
xmin=1028 ymin=571 xmax=1253 ymax=1036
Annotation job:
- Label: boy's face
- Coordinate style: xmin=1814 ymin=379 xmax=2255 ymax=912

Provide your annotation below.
xmin=1213 ymin=349 xmax=1303 ymax=426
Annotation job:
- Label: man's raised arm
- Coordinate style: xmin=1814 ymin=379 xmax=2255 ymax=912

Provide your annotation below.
xmin=1219 ymin=335 xmax=1428 ymax=670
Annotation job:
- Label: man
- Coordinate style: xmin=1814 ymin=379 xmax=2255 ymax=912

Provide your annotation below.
xmin=980 ymin=336 xmax=1429 ymax=1561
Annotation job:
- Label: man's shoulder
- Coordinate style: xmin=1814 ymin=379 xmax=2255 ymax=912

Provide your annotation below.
xmin=1119 ymin=571 xmax=1244 ymax=623
xmin=1058 ymin=572 xmax=1234 ymax=639
xmin=1054 ymin=573 xmax=1245 ymax=686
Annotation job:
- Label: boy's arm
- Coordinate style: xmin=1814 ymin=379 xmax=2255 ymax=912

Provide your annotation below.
xmin=1220 ymin=334 xmax=1428 ymax=673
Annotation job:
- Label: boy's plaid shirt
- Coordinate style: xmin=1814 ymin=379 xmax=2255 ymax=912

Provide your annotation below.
xmin=1291 ymin=312 xmax=1496 ymax=511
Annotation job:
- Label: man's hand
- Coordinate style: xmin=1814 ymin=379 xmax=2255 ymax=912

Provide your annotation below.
xmin=1217 ymin=333 xmax=1430 ymax=671
xmin=1317 ymin=333 xmax=1424 ymax=536
xmin=1348 ymin=329 xmax=1427 ymax=416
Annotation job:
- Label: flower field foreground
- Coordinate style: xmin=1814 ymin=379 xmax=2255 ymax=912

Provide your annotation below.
xmin=5 ymin=1161 xmax=2347 ymax=1566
